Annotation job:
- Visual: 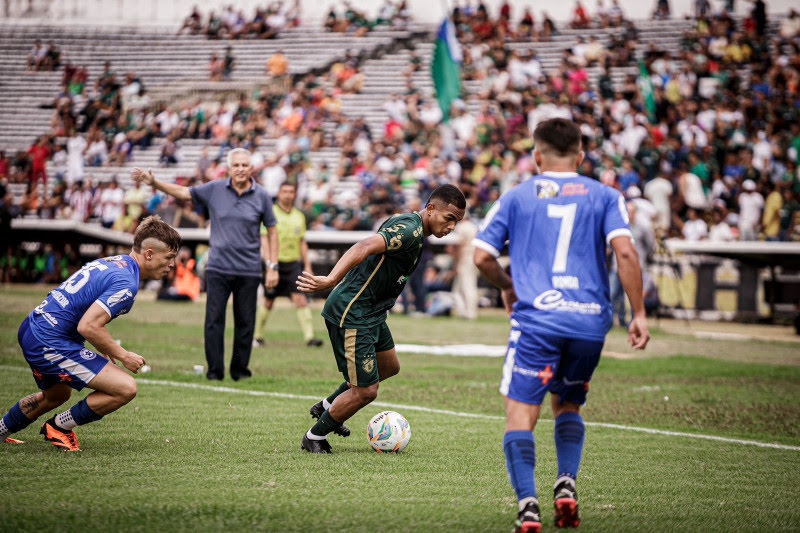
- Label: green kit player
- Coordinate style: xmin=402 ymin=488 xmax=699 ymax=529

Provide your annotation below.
xmin=297 ymin=184 xmax=466 ymax=453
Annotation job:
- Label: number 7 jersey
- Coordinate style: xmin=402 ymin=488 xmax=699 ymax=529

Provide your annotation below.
xmin=474 ymin=173 xmax=632 ymax=340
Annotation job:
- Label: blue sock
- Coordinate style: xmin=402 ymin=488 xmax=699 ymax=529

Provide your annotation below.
xmin=1 ymin=403 xmax=36 ymax=436
xmin=503 ymin=430 xmax=537 ymax=501
xmin=69 ymin=399 xmax=103 ymax=426
xmin=554 ymin=412 xmax=585 ymax=481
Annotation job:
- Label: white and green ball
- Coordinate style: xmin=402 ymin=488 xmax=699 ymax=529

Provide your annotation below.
xmin=367 ymin=411 xmax=411 ymax=453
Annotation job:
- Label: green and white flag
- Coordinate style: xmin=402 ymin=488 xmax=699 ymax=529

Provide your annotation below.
xmin=431 ymin=18 xmax=462 ymax=122
xmin=637 ymin=60 xmax=656 ymax=124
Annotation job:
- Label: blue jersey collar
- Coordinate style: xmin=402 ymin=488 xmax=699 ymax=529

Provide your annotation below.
xmin=540 ymin=171 xmax=579 ymax=178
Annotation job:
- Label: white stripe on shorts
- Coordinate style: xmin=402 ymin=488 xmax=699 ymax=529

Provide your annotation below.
xmin=499 ymin=346 xmax=515 ymax=396
xmin=499 ymin=324 xmax=520 ymax=397
xmin=43 ymin=350 xmax=98 ymax=384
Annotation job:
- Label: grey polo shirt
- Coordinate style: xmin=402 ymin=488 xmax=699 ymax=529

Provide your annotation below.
xmin=190 ymin=178 xmax=276 ymax=278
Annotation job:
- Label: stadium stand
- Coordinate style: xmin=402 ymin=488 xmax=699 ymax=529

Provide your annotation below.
xmin=2 ymin=3 xmax=798 ymax=322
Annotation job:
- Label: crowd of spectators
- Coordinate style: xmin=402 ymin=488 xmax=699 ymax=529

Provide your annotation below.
xmin=26 ymin=39 xmax=61 ymax=72
xmin=432 ymin=0 xmax=800 ymax=248
xmin=4 ymin=54 xmax=155 ymax=222
xmin=3 ymin=1 xmax=800 ymax=298
xmin=324 ymin=0 xmax=411 ymax=35
xmin=177 ymin=1 xmax=298 ymax=40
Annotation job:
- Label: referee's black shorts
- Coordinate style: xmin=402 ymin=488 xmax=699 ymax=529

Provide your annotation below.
xmin=263 ymin=261 xmax=303 ymax=299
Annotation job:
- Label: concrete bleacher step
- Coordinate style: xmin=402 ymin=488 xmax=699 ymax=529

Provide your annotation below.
xmin=0 ymin=21 xmax=417 ymax=151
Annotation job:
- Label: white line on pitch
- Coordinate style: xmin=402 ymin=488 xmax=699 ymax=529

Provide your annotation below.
xmin=2 ymin=367 xmax=798 ymax=452
xmin=136 ymin=378 xmax=800 ymax=452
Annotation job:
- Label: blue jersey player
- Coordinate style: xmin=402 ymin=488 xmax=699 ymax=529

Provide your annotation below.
xmin=474 ymin=118 xmax=650 ymax=532
xmin=1 ymin=216 xmax=181 ymax=451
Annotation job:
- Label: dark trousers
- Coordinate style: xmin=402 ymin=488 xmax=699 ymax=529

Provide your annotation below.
xmin=403 ymin=261 xmax=428 ymax=313
xmin=204 ymin=270 xmax=260 ymax=379
xmin=609 ymin=270 xmax=626 ymax=327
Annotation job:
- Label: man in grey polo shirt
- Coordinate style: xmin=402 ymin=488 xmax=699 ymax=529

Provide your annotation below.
xmin=132 ymin=148 xmax=279 ymax=381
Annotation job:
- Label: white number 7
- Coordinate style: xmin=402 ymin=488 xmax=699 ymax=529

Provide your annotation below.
xmin=547 ymin=203 xmax=577 ymax=273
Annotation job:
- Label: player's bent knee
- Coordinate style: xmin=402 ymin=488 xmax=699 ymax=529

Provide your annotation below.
xmin=353 ymin=384 xmax=379 ymax=405
xmin=551 ymin=399 xmax=581 ymax=418
xmin=41 ymin=387 xmax=71 ymax=409
xmin=117 ymin=380 xmax=138 ymax=404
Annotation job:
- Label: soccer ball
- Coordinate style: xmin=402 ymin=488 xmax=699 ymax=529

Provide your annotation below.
xmin=367 ymin=411 xmax=411 ymax=453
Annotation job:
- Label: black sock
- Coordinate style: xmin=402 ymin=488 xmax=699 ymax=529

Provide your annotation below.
xmin=310 ymin=410 xmax=343 ymax=437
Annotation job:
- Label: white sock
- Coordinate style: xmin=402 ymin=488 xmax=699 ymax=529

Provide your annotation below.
xmin=306 ymin=430 xmax=327 ymax=441
xmin=518 ymin=496 xmax=539 ymax=513
xmin=322 ymin=399 xmax=332 ymax=410
xmin=555 ymin=476 xmax=575 ymax=490
xmin=55 ymin=410 xmax=78 ymax=431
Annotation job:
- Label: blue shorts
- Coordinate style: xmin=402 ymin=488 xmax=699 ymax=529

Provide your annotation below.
xmin=499 ymin=321 xmax=604 ymax=406
xmin=18 ymin=318 xmax=109 ymax=391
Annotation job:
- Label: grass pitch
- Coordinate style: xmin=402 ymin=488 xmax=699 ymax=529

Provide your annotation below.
xmin=0 ymin=285 xmax=798 ymax=532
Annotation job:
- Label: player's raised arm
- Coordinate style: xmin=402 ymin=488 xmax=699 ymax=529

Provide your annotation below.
xmin=297 ymin=234 xmax=387 ymax=293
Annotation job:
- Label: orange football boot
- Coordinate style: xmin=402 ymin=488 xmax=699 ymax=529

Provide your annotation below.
xmin=40 ymin=418 xmax=81 ymax=451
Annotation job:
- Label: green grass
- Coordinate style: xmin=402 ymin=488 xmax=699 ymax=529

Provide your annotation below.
xmin=1 ymin=284 xmax=799 ymax=532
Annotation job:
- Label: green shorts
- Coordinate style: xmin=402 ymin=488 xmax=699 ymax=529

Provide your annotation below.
xmin=325 ymin=320 xmax=395 ymax=387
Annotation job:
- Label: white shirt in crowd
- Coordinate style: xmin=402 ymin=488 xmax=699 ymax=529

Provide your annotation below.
xmin=419 ymin=101 xmax=443 ymax=127
xmin=678 ymin=122 xmax=708 ymax=149
xmin=85 ymin=139 xmax=108 ymax=166
xmin=100 ymin=184 xmax=125 ymax=225
xmin=619 ymin=119 xmax=649 ymax=156
xmin=752 ymin=133 xmax=773 ymax=174
xmin=383 ymin=96 xmax=407 ymax=123
xmin=69 ymin=186 xmax=92 ymax=222
xmin=450 ymin=111 xmax=477 ymax=145
xmin=682 ymin=218 xmax=708 ymax=241
xmin=696 ymin=108 xmax=717 ymax=132
xmin=508 ymin=56 xmax=542 ymax=90
xmin=306 ymin=179 xmax=330 ymax=206
xmin=261 ymin=161 xmax=287 ymax=198
xmin=737 ymin=190 xmax=765 ymax=240
xmin=527 ymin=102 xmax=572 ymax=136
xmin=644 ymin=176 xmax=673 ymax=231
xmin=155 ymin=108 xmax=180 ymax=136
xmin=708 ymin=221 xmax=735 ymax=242
xmin=630 ymin=196 xmax=658 ymax=231
xmin=681 ymin=172 xmax=708 ymax=210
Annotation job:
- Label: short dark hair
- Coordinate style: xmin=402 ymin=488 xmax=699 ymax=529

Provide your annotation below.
xmin=427 ymin=184 xmax=466 ymax=209
xmin=133 ymin=215 xmax=181 ymax=253
xmin=278 ymin=180 xmax=297 ymax=190
xmin=533 ymin=118 xmax=582 ymax=157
